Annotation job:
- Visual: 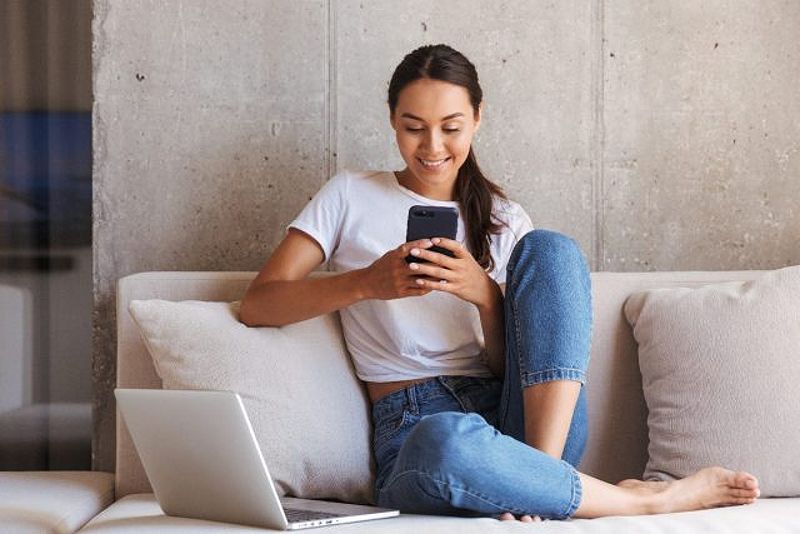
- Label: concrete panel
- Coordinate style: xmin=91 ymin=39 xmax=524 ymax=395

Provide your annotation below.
xmin=603 ymin=1 xmax=800 ymax=270
xmin=335 ymin=0 xmax=597 ymax=259
xmin=92 ymin=0 xmax=328 ymax=470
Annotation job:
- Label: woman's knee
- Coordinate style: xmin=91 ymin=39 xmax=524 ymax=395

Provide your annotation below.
xmin=506 ymin=230 xmax=591 ymax=300
xmin=508 ymin=229 xmax=588 ymax=276
xmin=399 ymin=412 xmax=491 ymax=470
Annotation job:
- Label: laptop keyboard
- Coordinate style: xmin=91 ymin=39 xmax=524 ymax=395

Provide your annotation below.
xmin=284 ymin=507 xmax=344 ymax=523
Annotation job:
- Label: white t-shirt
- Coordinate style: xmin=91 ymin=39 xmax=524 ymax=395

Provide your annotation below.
xmin=288 ymin=169 xmax=534 ymax=382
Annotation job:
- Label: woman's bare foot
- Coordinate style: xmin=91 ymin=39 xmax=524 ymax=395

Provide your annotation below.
xmin=624 ymin=467 xmax=760 ymax=514
xmin=617 ymin=478 xmax=670 ymax=493
xmin=498 ymin=512 xmax=542 ymax=522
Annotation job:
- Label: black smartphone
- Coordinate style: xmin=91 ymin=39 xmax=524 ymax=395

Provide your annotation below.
xmin=405 ymin=205 xmax=458 ymax=263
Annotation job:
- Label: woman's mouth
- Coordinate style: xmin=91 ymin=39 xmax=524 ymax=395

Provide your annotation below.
xmin=417 ymin=157 xmax=451 ymax=171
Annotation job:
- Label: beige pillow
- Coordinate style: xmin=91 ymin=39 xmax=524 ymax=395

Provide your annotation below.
xmin=128 ymin=299 xmax=375 ymax=504
xmin=623 ymin=265 xmax=800 ymax=497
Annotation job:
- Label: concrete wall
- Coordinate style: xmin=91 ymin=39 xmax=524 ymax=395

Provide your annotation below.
xmin=92 ymin=0 xmax=800 ymax=470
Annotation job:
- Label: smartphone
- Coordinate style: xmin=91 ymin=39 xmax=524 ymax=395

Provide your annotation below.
xmin=405 ymin=205 xmax=458 ymax=263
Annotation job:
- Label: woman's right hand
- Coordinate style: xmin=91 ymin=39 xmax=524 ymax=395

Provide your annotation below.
xmin=360 ymin=239 xmax=436 ymax=300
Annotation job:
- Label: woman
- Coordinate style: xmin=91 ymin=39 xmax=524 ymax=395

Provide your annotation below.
xmin=240 ymin=44 xmax=760 ymax=522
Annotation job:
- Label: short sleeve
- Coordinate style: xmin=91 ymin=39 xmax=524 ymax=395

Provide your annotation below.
xmin=492 ymin=200 xmax=534 ymax=285
xmin=287 ymin=171 xmax=349 ymax=261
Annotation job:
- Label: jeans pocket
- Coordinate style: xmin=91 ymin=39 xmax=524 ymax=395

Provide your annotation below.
xmin=374 ymin=406 xmax=410 ymax=442
xmin=373 ymin=406 xmax=422 ymax=465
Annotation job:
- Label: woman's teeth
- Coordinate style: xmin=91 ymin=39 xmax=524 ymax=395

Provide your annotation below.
xmin=418 ymin=157 xmax=450 ymax=169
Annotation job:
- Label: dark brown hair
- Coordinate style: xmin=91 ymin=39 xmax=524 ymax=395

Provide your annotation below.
xmin=387 ymin=44 xmax=508 ymax=272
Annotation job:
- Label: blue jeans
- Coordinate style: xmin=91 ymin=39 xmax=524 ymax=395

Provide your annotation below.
xmin=372 ymin=229 xmax=593 ymax=520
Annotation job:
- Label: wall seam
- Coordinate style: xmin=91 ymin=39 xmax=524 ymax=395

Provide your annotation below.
xmin=591 ymin=0 xmax=606 ymax=271
xmin=326 ymin=0 xmax=337 ymax=181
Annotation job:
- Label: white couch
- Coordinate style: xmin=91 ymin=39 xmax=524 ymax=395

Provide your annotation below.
xmin=3 ymin=270 xmax=798 ymax=532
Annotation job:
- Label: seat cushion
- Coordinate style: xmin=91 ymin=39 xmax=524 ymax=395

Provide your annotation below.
xmin=78 ymin=494 xmax=800 ymax=533
xmin=0 ymin=471 xmax=114 ymax=534
xmin=623 ymin=265 xmax=800 ymax=497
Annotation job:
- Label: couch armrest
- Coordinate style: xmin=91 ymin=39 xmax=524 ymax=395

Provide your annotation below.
xmin=0 ymin=471 xmax=115 ymax=533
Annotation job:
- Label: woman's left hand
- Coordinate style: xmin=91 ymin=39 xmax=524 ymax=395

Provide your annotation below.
xmin=406 ymin=237 xmax=498 ymax=309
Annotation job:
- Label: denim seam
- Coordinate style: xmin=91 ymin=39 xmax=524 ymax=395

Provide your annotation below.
xmin=379 ymin=468 xmax=533 ymax=516
xmin=563 ymin=463 xmax=583 ymax=519
xmin=510 ymin=294 xmax=527 ymax=395
xmin=437 ymin=377 xmax=469 ymax=413
xmin=521 ymin=368 xmax=587 ymax=387
xmin=407 ymin=386 xmax=419 ymax=415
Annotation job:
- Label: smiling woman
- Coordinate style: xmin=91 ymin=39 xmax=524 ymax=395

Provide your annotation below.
xmin=239 ymin=43 xmax=760 ymax=523
xmin=386 ymin=48 xmax=508 ymax=276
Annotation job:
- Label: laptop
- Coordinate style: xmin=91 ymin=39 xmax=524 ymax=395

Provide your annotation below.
xmin=115 ymin=388 xmax=399 ymax=530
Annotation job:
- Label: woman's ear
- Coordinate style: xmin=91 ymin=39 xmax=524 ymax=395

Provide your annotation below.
xmin=474 ymin=103 xmax=483 ymax=132
xmin=389 ymin=109 xmax=397 ymax=131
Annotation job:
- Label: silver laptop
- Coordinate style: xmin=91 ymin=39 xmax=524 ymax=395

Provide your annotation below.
xmin=115 ymin=388 xmax=399 ymax=530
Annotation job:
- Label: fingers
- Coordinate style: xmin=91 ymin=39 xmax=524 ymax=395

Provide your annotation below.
xmin=401 ymin=237 xmax=467 ymax=267
xmin=428 ymin=237 xmax=468 ymax=258
xmin=408 ymin=261 xmax=451 ymax=282
xmin=399 ymin=239 xmax=434 ymax=256
xmin=407 ymin=246 xmax=458 ymax=268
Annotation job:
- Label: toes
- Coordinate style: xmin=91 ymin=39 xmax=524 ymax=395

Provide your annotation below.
xmin=497 ymin=512 xmax=544 ymax=522
xmin=733 ymin=471 xmax=759 ymax=489
xmin=729 ymin=488 xmax=759 ymax=498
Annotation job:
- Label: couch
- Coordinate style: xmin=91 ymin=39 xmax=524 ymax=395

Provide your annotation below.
xmin=2 ymin=269 xmax=798 ymax=533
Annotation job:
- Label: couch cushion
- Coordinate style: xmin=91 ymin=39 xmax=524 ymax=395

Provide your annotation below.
xmin=0 ymin=471 xmax=114 ymax=534
xmin=78 ymin=493 xmax=800 ymax=533
xmin=128 ymin=298 xmax=374 ymax=504
xmin=623 ymin=265 xmax=800 ymax=497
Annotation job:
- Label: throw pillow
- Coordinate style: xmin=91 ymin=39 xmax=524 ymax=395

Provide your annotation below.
xmin=623 ymin=265 xmax=800 ymax=497
xmin=128 ymin=299 xmax=375 ymax=504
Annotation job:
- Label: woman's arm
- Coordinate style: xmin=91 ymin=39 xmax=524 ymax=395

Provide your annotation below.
xmin=240 ymin=229 xmax=363 ymax=326
xmin=240 ymin=228 xmax=434 ymax=327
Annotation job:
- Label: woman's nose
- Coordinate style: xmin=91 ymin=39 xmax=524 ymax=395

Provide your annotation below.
xmin=423 ymin=130 xmax=444 ymax=152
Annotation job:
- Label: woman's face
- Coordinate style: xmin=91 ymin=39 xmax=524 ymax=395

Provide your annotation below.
xmin=390 ymin=78 xmax=481 ymax=200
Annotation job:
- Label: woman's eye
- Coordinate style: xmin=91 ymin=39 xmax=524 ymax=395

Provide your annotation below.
xmin=404 ymin=128 xmax=461 ymax=133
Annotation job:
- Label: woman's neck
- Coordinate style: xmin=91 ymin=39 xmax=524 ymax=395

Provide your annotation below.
xmin=395 ymin=168 xmax=456 ymax=201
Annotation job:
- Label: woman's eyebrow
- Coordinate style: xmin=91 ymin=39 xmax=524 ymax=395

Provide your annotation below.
xmin=400 ymin=112 xmax=464 ymax=122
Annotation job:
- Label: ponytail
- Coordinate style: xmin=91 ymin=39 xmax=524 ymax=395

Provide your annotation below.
xmin=455 ymin=146 xmax=507 ymax=271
